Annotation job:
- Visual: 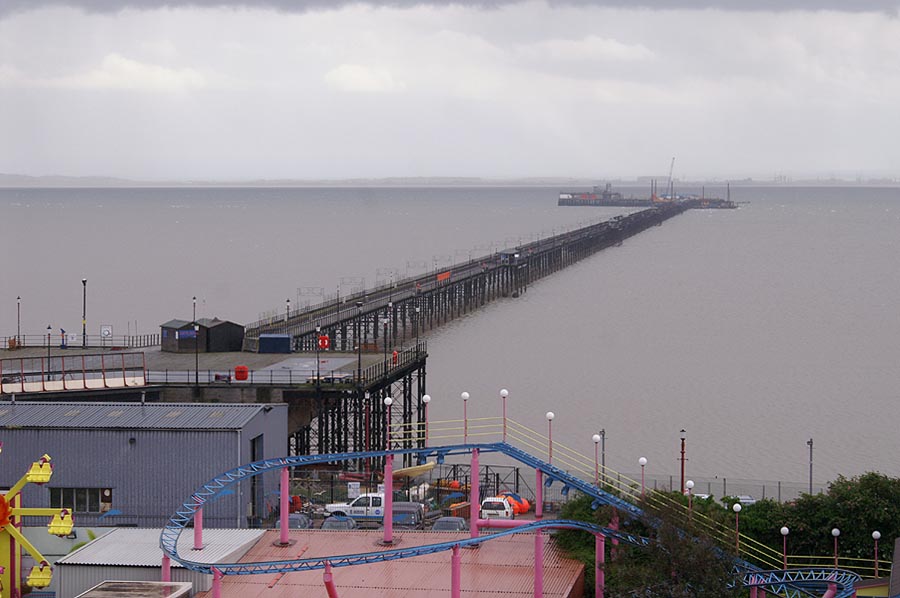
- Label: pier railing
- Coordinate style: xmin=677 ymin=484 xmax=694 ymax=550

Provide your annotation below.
xmin=3 ymin=334 xmax=159 ymax=351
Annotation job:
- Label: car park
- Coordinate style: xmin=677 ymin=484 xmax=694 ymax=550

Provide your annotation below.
xmin=431 ymin=517 xmax=469 ymax=532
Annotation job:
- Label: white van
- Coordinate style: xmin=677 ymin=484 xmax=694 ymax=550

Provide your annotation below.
xmin=480 ymin=497 xmax=514 ymax=519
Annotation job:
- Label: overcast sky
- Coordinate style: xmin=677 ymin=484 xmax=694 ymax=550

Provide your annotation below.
xmin=2 ymin=1 xmax=899 ymax=181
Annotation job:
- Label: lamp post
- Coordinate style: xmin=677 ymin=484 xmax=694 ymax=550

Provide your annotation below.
xmin=16 ymin=296 xmax=20 ymax=346
xmin=639 ymin=457 xmax=647 ymax=497
xmin=461 ymin=391 xmax=469 ymax=443
xmin=355 ymin=301 xmax=363 ymax=385
xmin=422 ymin=394 xmax=431 ymax=446
xmin=415 ymin=306 xmax=420 ymax=348
xmin=546 ymin=412 xmax=555 ymax=464
xmin=831 ymin=528 xmax=840 ymax=568
xmin=387 ymin=301 xmax=393 ymax=350
xmin=81 ymin=278 xmax=87 ymax=348
xmin=780 ymin=526 xmax=789 ymax=570
xmin=807 ymin=438 xmax=814 ymax=494
xmin=46 ymin=324 xmax=52 ymax=380
xmin=679 ymin=428 xmax=687 ymax=494
xmin=384 ymin=396 xmax=393 ymax=447
xmin=315 ymin=325 xmax=321 ymax=389
xmin=285 ymin=298 xmax=290 ymax=322
xmin=194 ymin=323 xmax=200 ymax=386
xmin=733 ymin=503 xmax=742 ymax=553
xmin=500 ymin=388 xmax=509 ymax=442
xmin=872 ymin=531 xmax=881 ymax=577
xmin=592 ymin=434 xmax=601 ymax=486
xmin=685 ymin=480 xmax=694 ymax=518
xmin=599 ymin=429 xmax=606 ymax=485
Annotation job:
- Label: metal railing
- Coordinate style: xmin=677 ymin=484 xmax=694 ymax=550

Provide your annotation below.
xmin=3 ymin=334 xmax=160 ymax=350
xmin=389 ymin=414 xmax=890 ymax=576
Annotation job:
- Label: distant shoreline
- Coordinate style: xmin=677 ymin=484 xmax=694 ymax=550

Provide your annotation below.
xmin=1 ymin=173 xmax=898 ymax=189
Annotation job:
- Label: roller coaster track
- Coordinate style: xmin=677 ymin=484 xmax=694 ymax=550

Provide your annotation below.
xmin=160 ymin=442 xmax=861 ymax=597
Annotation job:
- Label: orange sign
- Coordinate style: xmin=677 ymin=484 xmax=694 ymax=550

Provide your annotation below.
xmin=436 ymin=271 xmax=451 ymax=282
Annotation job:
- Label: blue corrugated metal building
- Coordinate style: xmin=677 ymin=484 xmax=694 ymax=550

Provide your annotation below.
xmin=0 ymin=401 xmax=287 ymax=528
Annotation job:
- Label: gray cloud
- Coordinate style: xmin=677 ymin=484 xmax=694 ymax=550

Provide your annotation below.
xmin=2 ymin=0 xmax=899 ymax=18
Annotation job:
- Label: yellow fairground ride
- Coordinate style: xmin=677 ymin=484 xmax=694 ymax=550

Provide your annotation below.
xmin=1 ymin=445 xmax=74 ymax=597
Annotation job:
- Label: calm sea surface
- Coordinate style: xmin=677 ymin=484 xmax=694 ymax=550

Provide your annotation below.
xmin=2 ymin=185 xmax=899 ymax=485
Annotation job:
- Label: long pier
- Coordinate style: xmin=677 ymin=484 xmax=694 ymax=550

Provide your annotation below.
xmin=244 ymin=201 xmax=693 ymax=353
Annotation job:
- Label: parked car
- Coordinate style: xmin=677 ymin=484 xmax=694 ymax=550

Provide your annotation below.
xmin=274 ymin=513 xmax=314 ymax=529
xmin=390 ymin=501 xmax=426 ymax=530
xmin=321 ymin=515 xmax=358 ymax=530
xmin=480 ymin=497 xmax=514 ymax=519
xmin=431 ymin=516 xmax=469 ymax=532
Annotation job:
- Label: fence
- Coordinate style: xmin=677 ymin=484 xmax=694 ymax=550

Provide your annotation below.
xmin=3 ymin=334 xmax=160 ymax=350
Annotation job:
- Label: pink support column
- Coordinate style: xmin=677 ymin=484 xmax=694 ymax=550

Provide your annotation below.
xmin=469 ymin=448 xmax=480 ymax=538
xmin=451 ymin=544 xmax=462 ymax=598
xmin=279 ymin=467 xmax=290 ymax=545
xmin=750 ymin=585 xmax=758 ymax=598
xmin=383 ymin=454 xmax=394 ymax=544
xmin=161 ymin=554 xmax=171 ymax=582
xmin=534 ymin=530 xmax=544 ymax=598
xmin=822 ymin=582 xmax=837 ymax=598
xmin=759 ymin=589 xmax=766 ymax=598
xmin=323 ymin=561 xmax=340 ymax=598
xmin=193 ymin=504 xmax=204 ymax=550
xmin=211 ymin=567 xmax=223 ymax=598
xmin=535 ymin=470 xmax=543 ymax=519
xmin=595 ymin=533 xmax=605 ymax=598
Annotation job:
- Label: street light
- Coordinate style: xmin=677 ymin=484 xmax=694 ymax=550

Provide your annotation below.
xmin=546 ymin=412 xmax=555 ymax=464
xmin=81 ymin=278 xmax=87 ymax=348
xmin=679 ymin=428 xmax=687 ymax=494
xmin=781 ymin=526 xmax=789 ymax=570
xmin=16 ymin=296 xmax=20 ymax=346
xmin=807 ymin=438 xmax=814 ymax=494
xmin=422 ymin=394 xmax=431 ymax=446
xmin=733 ymin=503 xmax=742 ymax=553
xmin=592 ymin=434 xmax=601 ymax=486
xmin=355 ymin=301 xmax=363 ymax=386
xmin=500 ymin=389 xmax=509 ymax=442
xmin=384 ymin=396 xmax=393 ymax=447
xmin=873 ymin=530 xmax=881 ymax=577
xmin=46 ymin=324 xmax=52 ymax=380
xmin=832 ymin=528 xmax=840 ymax=568
xmin=194 ymin=323 xmax=200 ymax=386
xmin=315 ymin=325 xmax=321 ymax=389
xmin=685 ymin=480 xmax=694 ymax=517
xmin=639 ymin=457 xmax=647 ymax=497
xmin=461 ymin=391 xmax=469 ymax=443
xmin=415 ymin=306 xmax=420 ymax=348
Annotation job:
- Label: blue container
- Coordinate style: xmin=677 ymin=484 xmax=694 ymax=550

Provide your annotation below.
xmin=258 ymin=334 xmax=291 ymax=353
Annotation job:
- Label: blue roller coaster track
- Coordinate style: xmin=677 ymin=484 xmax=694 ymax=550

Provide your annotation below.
xmin=160 ymin=442 xmax=861 ymax=597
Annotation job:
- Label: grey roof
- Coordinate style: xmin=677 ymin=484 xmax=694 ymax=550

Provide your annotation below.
xmin=0 ymin=402 xmax=282 ymax=430
xmin=160 ymin=318 xmax=240 ymax=329
xmin=56 ymin=527 xmax=264 ymax=567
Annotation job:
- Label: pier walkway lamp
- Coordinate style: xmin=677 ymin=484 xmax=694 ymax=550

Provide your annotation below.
xmin=873 ymin=531 xmax=881 ymax=577
xmin=546 ymin=412 xmax=555 ymax=464
xmin=679 ymin=429 xmax=687 ymax=494
xmin=832 ymin=528 xmax=840 ymax=568
xmin=461 ymin=391 xmax=469 ymax=443
xmin=46 ymin=325 xmax=52 ymax=380
xmin=638 ymin=457 xmax=647 ymax=497
xmin=685 ymin=480 xmax=694 ymax=517
xmin=592 ymin=434 xmax=601 ymax=486
xmin=81 ymin=278 xmax=87 ymax=348
xmin=781 ymin=526 xmax=789 ymax=569
xmin=733 ymin=503 xmax=742 ymax=553
xmin=16 ymin=296 xmax=20 ymax=346
xmin=422 ymin=394 xmax=431 ymax=446
xmin=500 ymin=389 xmax=509 ymax=441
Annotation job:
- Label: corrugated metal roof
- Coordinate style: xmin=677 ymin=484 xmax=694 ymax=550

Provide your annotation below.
xmin=160 ymin=319 xmax=192 ymax=329
xmin=196 ymin=529 xmax=583 ymax=597
xmin=57 ymin=528 xmax=264 ymax=567
xmin=0 ymin=402 xmax=280 ymax=430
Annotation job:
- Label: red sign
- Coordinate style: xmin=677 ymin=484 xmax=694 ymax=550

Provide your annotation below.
xmin=318 ymin=335 xmax=330 ymax=350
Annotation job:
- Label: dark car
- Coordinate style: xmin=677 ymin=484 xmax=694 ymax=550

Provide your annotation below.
xmin=321 ymin=515 xmax=358 ymax=530
xmin=390 ymin=501 xmax=426 ymax=530
xmin=274 ymin=513 xmax=314 ymax=529
xmin=431 ymin=516 xmax=469 ymax=532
